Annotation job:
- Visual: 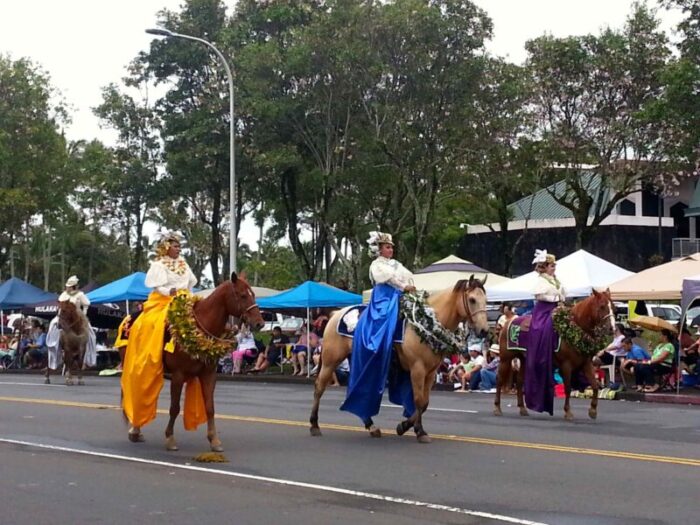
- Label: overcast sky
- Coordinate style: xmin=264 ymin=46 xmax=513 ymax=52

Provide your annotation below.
xmin=0 ymin=0 xmax=682 ymax=248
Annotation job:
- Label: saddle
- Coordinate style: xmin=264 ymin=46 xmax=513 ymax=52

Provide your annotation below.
xmin=336 ymin=305 xmax=406 ymax=344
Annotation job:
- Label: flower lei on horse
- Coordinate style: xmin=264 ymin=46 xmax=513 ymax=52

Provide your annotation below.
xmin=400 ymin=290 xmax=467 ymax=355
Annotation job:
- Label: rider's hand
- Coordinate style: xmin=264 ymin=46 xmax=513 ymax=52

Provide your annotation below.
xmin=169 ymin=288 xmax=177 ymax=296
xmin=404 ymin=285 xmax=416 ymax=293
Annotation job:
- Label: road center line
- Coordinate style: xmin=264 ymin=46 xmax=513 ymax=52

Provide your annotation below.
xmin=2 ymin=395 xmax=700 ymax=468
xmin=380 ymin=403 xmax=478 ymax=414
xmin=0 ymin=437 xmax=548 ymax=525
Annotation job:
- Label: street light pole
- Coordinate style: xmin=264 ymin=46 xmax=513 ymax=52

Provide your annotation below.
xmin=146 ymin=28 xmax=237 ymax=274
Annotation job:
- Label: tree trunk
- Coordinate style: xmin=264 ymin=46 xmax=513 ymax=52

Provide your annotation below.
xmin=210 ymin=189 xmax=222 ymax=285
xmin=43 ymin=229 xmax=52 ymax=291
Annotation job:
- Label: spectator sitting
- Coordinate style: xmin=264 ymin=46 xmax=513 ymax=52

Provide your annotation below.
xmin=447 ymin=352 xmax=470 ymax=386
xmin=331 ymin=357 xmax=350 ymax=387
xmin=456 ymin=344 xmax=486 ymax=392
xmin=291 ymin=323 xmax=318 ymax=376
xmin=23 ymin=320 xmax=47 ymax=369
xmin=619 ymin=336 xmax=651 ymax=390
xmin=635 ymin=328 xmax=675 ymax=393
xmin=310 ymin=341 xmax=323 ymax=376
xmin=680 ymin=326 xmax=699 ymax=374
xmin=479 ymin=344 xmax=501 ymax=392
xmin=311 ymin=310 xmax=329 ymax=338
xmin=593 ymin=323 xmax=626 ymax=369
xmin=250 ymin=326 xmax=289 ymax=374
xmin=231 ymin=323 xmax=257 ymax=374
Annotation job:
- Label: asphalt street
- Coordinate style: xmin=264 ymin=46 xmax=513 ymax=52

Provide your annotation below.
xmin=1 ymin=375 xmax=698 ymax=525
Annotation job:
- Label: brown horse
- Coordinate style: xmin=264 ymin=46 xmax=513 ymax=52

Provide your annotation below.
xmin=46 ymin=301 xmax=89 ymax=386
xmin=127 ymin=272 xmax=265 ymax=452
xmin=494 ymin=289 xmax=615 ymax=420
xmin=310 ymin=277 xmax=490 ymax=443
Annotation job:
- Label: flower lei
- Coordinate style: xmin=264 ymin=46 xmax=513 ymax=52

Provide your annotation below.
xmin=167 ymin=292 xmax=235 ymax=362
xmin=159 ymin=256 xmax=188 ymax=276
xmin=552 ymin=306 xmax=610 ymax=357
xmin=400 ymin=291 xmax=466 ymax=355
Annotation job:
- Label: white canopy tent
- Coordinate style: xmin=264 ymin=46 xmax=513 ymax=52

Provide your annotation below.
xmin=362 ymin=255 xmax=510 ymax=302
xmin=486 ymin=249 xmax=633 ymax=302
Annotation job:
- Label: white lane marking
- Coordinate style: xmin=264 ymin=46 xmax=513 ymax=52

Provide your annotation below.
xmin=380 ymin=403 xmax=478 ymax=414
xmin=0 ymin=381 xmax=64 ymax=388
xmin=0 ymin=438 xmax=548 ymax=525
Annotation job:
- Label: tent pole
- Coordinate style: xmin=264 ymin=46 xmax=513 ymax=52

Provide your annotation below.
xmin=1 ymin=309 xmax=4 ymax=336
xmin=307 ymin=307 xmax=311 ymax=378
xmin=126 ymin=300 xmax=130 ymax=314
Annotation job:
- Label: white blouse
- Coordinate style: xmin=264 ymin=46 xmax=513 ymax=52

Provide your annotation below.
xmin=533 ymin=273 xmax=566 ymax=303
xmin=370 ymin=256 xmax=414 ymax=291
xmin=145 ymin=257 xmax=198 ymax=297
xmin=58 ymin=290 xmax=90 ymax=314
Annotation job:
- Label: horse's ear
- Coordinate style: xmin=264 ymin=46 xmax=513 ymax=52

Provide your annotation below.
xmin=468 ymin=274 xmax=475 ymax=283
xmin=592 ymin=289 xmax=600 ymax=296
xmin=481 ymin=274 xmax=488 ymax=286
xmin=230 ymin=272 xmax=238 ymax=283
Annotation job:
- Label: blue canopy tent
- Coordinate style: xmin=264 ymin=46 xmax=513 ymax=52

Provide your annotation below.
xmin=0 ymin=277 xmax=57 ymax=335
xmin=86 ymin=272 xmax=150 ymax=307
xmin=257 ymin=281 xmax=362 ymax=376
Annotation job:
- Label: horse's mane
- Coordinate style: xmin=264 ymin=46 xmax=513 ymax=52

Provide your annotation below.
xmin=59 ymin=301 xmax=87 ymax=333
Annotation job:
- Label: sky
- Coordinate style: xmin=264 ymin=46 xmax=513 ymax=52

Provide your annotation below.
xmin=0 ymin=0 xmax=683 ymax=248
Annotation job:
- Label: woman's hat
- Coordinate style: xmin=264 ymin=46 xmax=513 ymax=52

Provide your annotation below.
xmin=489 ymin=343 xmax=500 ymax=354
xmin=65 ymin=275 xmax=79 ymax=288
xmin=367 ymin=231 xmax=394 ymax=246
xmin=532 ymin=249 xmax=555 ymax=265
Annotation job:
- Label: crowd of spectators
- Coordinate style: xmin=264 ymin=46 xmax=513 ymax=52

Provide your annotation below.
xmin=0 ymin=318 xmax=48 ymax=370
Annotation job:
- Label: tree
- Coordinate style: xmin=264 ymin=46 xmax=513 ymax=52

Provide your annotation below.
xmin=0 ymin=55 xmax=69 ymax=278
xmin=526 ymin=4 xmax=672 ymax=249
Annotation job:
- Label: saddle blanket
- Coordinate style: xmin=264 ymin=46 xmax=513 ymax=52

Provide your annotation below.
xmin=337 ymin=305 xmax=406 ymax=344
xmin=506 ymin=315 xmax=560 ymax=353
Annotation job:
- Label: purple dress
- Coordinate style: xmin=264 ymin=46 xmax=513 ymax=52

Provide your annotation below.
xmin=525 ymin=300 xmax=558 ymax=415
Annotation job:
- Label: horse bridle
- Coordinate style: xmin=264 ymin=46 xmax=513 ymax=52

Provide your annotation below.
xmin=192 ymin=302 xmax=261 ymax=344
xmin=461 ymin=289 xmax=486 ymax=326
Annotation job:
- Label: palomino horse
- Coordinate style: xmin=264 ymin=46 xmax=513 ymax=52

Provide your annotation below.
xmin=494 ymin=289 xmax=615 ymax=420
xmin=46 ymin=301 xmax=89 ymax=386
xmin=310 ymin=277 xmax=489 ymax=443
xmin=128 ymin=273 xmax=264 ymax=452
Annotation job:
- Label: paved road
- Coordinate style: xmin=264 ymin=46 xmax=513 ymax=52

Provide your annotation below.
xmin=0 ymin=376 xmax=698 ymax=525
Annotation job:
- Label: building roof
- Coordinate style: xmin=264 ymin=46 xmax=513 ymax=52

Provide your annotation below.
xmin=510 ymin=172 xmax=611 ymax=221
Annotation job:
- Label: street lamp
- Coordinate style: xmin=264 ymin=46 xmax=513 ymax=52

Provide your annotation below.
xmin=146 ymin=28 xmax=237 ymax=274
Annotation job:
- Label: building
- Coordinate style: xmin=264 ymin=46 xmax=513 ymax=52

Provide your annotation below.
xmin=459 ymin=172 xmax=700 ymax=276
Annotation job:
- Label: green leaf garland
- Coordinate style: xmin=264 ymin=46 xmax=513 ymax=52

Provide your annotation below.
xmin=400 ymin=291 xmax=466 ymax=355
xmin=167 ymin=292 xmax=235 ymax=362
xmin=552 ymin=306 xmax=610 ymax=357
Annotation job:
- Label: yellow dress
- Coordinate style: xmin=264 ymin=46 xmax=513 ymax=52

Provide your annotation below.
xmin=121 ymin=258 xmax=205 ymax=430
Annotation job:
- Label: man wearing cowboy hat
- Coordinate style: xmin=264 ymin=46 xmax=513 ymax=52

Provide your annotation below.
xmin=479 ymin=344 xmax=501 ymax=392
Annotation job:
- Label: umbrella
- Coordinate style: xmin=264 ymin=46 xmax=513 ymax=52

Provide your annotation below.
xmin=629 ymin=316 xmax=678 ymax=334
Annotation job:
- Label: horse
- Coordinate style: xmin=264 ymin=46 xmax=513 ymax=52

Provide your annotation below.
xmin=494 ymin=289 xmax=615 ymax=421
xmin=310 ymin=276 xmax=490 ymax=443
xmin=127 ymin=272 xmax=265 ymax=452
xmin=46 ymin=301 xmax=89 ymax=386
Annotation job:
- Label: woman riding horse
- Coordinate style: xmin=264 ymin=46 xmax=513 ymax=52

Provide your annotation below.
xmin=121 ymin=231 xmax=198 ymax=441
xmin=527 ymin=249 xmax=566 ymax=415
xmin=340 ymin=232 xmax=417 ymax=429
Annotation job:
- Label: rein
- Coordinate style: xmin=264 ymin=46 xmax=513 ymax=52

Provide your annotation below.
xmin=191 ymin=301 xmax=260 ymax=345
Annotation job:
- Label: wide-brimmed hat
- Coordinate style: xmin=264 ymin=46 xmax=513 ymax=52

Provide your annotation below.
xmin=367 ymin=231 xmax=394 ymax=246
xmin=65 ymin=275 xmax=79 ymax=288
xmin=489 ymin=344 xmax=500 ymax=354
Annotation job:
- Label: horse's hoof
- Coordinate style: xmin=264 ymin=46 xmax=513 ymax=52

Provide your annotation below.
xmin=493 ymin=407 xmax=503 ymax=416
xmin=310 ymin=427 xmax=322 ymax=437
xmin=588 ymin=409 xmax=598 ymax=420
xmin=417 ymin=434 xmax=432 ymax=444
xmin=564 ymin=412 xmax=574 ymax=421
xmin=210 ymin=443 xmax=224 ymax=453
xmin=396 ymin=422 xmax=407 ymax=436
xmin=65 ymin=379 xmax=73 ymax=386
xmin=128 ymin=432 xmax=145 ymax=443
xmin=369 ymin=426 xmax=382 ymax=438
xmin=165 ymin=436 xmax=178 ymax=451
xmin=519 ymin=408 xmax=529 ymax=417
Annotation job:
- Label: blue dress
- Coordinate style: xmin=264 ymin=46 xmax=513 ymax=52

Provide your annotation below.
xmin=340 ymin=283 xmax=415 ymax=422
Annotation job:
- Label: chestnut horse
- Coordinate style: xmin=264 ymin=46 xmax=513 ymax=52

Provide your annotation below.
xmin=310 ymin=277 xmax=490 ymax=443
xmin=46 ymin=301 xmax=89 ymax=386
xmin=494 ymin=289 xmax=615 ymax=421
xmin=127 ymin=273 xmax=264 ymax=452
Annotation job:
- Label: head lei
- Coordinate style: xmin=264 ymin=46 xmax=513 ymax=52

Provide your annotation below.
xmin=65 ymin=275 xmax=79 ymax=289
xmin=154 ymin=230 xmax=184 ymax=259
xmin=366 ymin=231 xmax=394 ymax=258
xmin=532 ymin=249 xmax=556 ymax=267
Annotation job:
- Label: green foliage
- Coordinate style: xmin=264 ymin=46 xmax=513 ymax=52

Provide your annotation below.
xmin=553 ymin=306 xmax=611 ymax=357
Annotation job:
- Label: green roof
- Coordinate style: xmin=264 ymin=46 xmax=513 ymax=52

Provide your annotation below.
xmin=509 ymin=172 xmax=611 ymax=221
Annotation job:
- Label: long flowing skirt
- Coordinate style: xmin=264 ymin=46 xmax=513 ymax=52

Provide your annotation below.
xmin=524 ymin=301 xmax=557 ymax=415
